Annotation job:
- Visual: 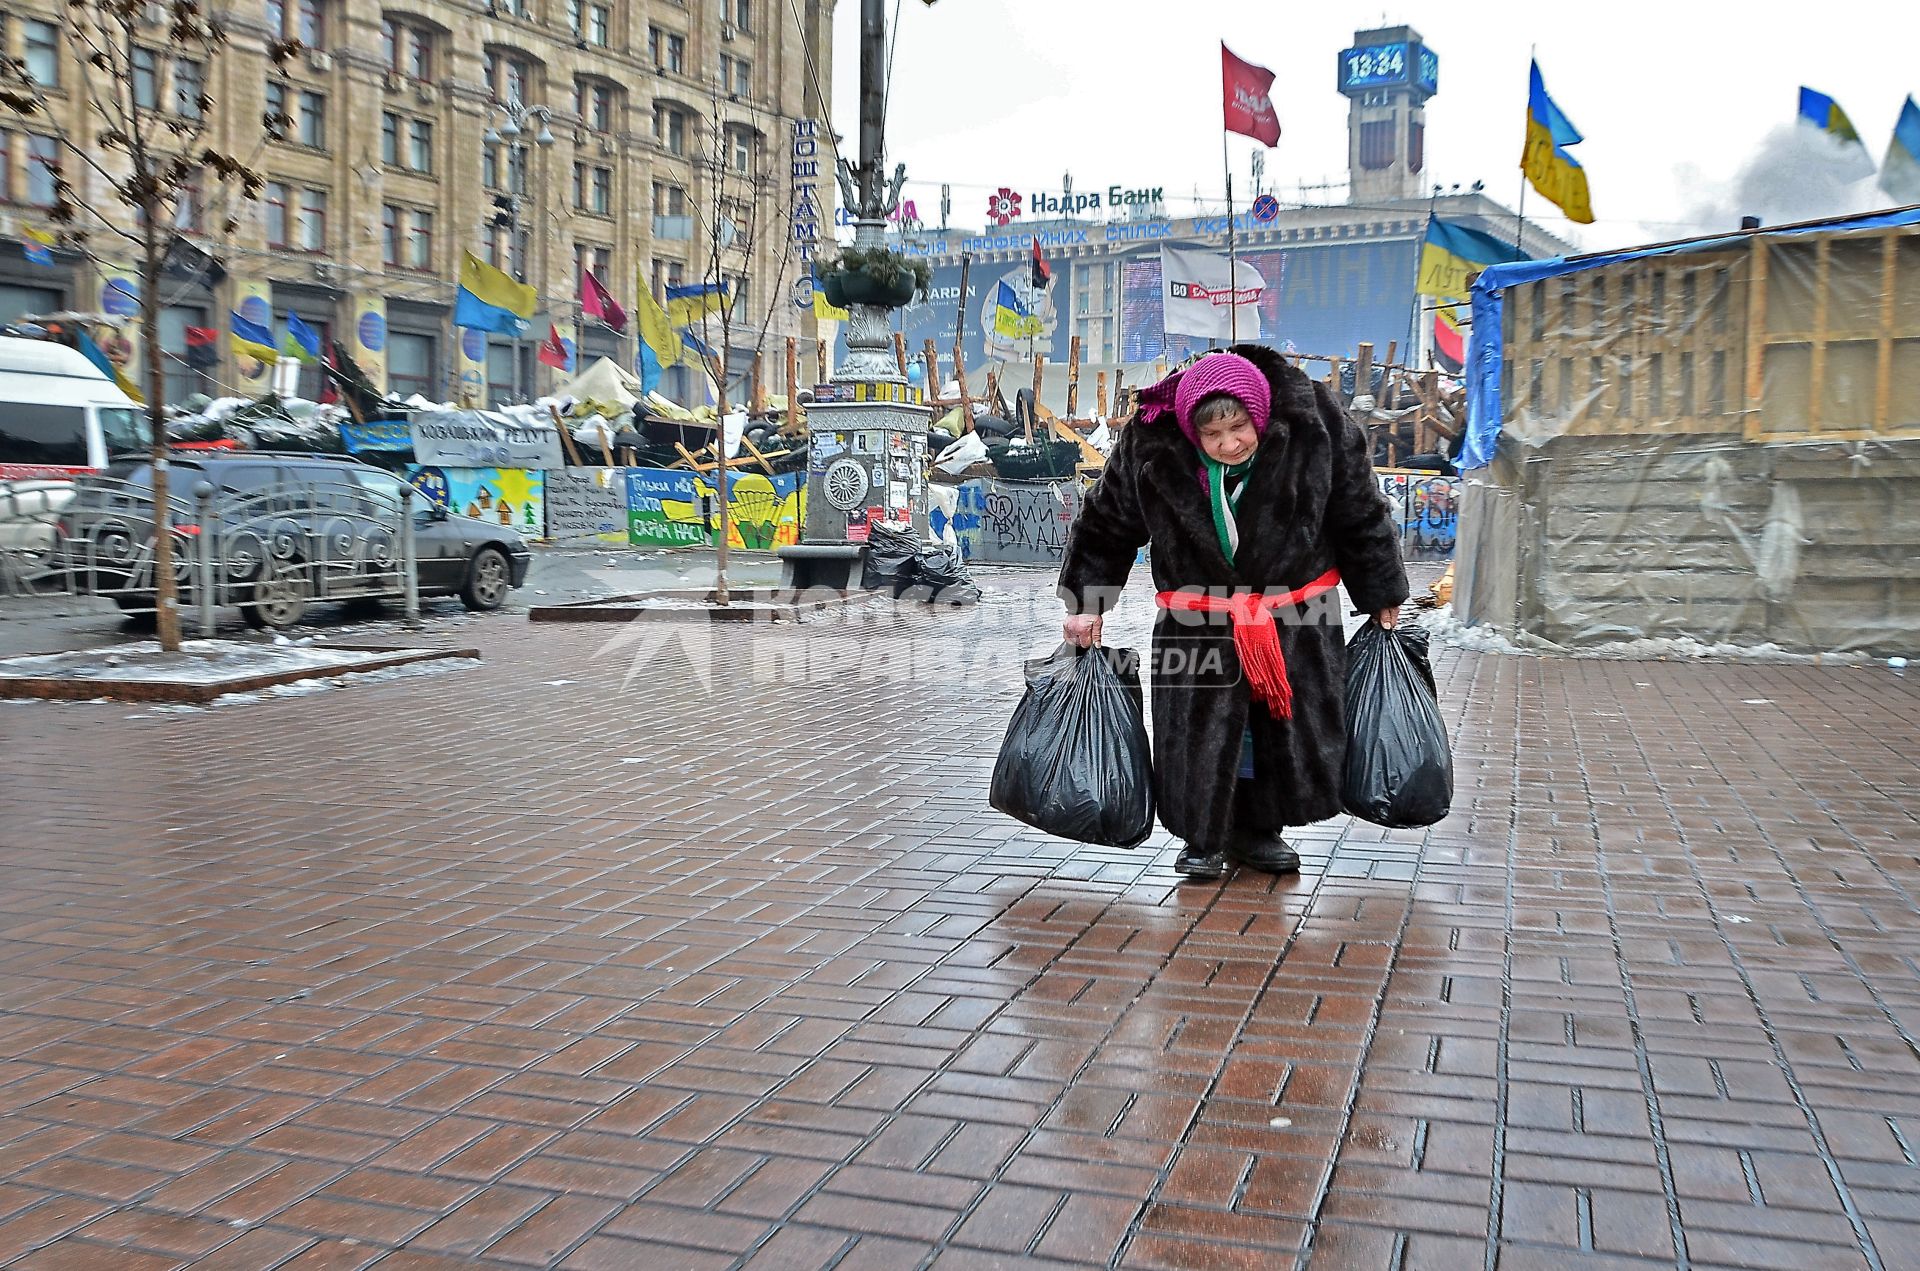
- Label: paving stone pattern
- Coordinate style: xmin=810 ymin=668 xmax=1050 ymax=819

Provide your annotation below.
xmin=0 ymin=573 xmax=1917 ymax=1269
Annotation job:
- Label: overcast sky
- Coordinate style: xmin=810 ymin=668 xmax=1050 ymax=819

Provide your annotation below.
xmin=828 ymin=0 xmax=1920 ymax=252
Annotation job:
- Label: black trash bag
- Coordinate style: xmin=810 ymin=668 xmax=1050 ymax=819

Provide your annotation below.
xmin=863 ymin=523 xmax=920 ymax=594
xmin=911 ymin=543 xmax=978 ymax=605
xmin=1342 ymin=620 xmax=1452 ymax=828
xmin=990 ymin=644 xmax=1155 ymax=848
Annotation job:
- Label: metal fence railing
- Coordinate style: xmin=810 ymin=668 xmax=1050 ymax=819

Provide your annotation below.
xmin=0 ymin=470 xmax=421 ymax=632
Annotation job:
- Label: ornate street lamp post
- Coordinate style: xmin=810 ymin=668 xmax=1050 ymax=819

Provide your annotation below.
xmin=480 ymin=101 xmax=554 ymax=402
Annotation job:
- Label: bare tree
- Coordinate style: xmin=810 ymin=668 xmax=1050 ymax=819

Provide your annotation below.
xmin=688 ymin=100 xmax=798 ymax=606
xmin=0 ymin=1 xmax=287 ymax=651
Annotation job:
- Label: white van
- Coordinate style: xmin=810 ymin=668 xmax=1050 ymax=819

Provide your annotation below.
xmin=0 ymin=336 xmax=148 ymax=562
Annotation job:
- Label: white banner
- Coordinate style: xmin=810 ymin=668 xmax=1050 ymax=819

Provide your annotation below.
xmin=1160 ymin=245 xmax=1265 ymax=340
xmin=409 ymin=409 xmax=565 ymax=470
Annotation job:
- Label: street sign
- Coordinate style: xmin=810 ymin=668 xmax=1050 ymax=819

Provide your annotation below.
xmin=1251 ymin=194 xmax=1280 ymax=223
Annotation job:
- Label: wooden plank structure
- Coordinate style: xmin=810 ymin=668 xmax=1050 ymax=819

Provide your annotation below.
xmin=1458 ymin=214 xmax=1920 ymax=654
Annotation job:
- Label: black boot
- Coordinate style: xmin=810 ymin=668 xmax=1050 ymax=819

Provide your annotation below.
xmin=1229 ymin=830 xmax=1300 ymax=875
xmin=1173 ymin=843 xmax=1227 ymax=881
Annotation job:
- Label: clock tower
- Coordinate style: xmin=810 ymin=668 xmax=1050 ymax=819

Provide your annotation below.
xmin=1338 ymin=26 xmax=1439 ymax=204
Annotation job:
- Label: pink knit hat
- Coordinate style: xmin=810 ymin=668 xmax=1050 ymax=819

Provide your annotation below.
xmin=1136 ymin=352 xmax=1271 ymax=444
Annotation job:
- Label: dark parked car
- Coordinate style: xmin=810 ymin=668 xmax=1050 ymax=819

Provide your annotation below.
xmin=54 ymin=453 xmax=531 ymax=628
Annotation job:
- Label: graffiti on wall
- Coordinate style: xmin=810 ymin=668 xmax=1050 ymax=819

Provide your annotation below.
xmin=1376 ymin=469 xmax=1457 ymax=556
xmin=953 ymin=479 xmax=1083 ymax=565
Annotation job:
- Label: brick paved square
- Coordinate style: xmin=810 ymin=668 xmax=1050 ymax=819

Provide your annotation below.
xmin=1 ymin=571 xmax=1916 ymax=1268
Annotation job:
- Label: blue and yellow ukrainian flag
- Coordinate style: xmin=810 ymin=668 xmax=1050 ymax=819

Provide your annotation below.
xmin=455 ymin=250 xmax=537 ymax=336
xmin=992 ymin=281 xmax=1042 ymax=339
xmin=1799 ymin=87 xmax=1877 ymax=180
xmin=1879 ymin=96 xmax=1920 ymax=205
xmin=665 ymin=281 xmax=730 ymax=329
xmin=280 ymin=312 xmax=322 ymax=365
xmin=1521 ymin=60 xmax=1593 ymax=225
xmin=230 ymin=311 xmax=279 ymax=365
xmin=1417 ymin=218 xmax=1528 ymax=299
xmin=810 ymin=266 xmax=850 ymax=322
xmin=634 ymin=277 xmax=682 ymax=395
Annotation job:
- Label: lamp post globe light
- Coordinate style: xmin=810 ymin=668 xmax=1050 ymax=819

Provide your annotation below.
xmin=479 ymin=100 xmax=554 ymax=403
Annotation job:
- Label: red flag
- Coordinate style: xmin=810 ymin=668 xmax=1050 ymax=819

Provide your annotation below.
xmin=1030 ymin=238 xmax=1051 ymax=289
xmin=581 ymin=268 xmax=627 ymax=333
xmin=1222 ymin=43 xmax=1280 ymax=146
xmin=537 ymin=323 xmax=571 ymax=371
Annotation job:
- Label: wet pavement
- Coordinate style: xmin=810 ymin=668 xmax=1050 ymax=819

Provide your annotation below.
xmin=0 ymin=567 xmax=1916 ymax=1269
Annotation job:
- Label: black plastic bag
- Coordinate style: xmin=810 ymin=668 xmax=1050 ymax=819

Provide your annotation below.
xmin=913 ymin=544 xmax=978 ymax=605
xmin=1342 ymin=620 xmax=1452 ymax=828
xmin=990 ymin=644 xmax=1155 ymax=848
xmin=863 ymin=523 xmax=920 ymax=594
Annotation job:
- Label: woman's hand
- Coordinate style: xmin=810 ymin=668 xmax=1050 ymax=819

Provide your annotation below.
xmin=1375 ymin=606 xmax=1401 ymax=630
xmin=1063 ymin=614 xmax=1103 ymax=648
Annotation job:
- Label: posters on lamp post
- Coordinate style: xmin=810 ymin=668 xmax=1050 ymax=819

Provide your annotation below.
xmin=353 ymin=294 xmax=388 ymax=392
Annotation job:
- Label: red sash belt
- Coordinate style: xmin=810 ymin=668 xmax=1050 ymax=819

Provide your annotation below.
xmin=1154 ymin=569 xmax=1342 ymax=719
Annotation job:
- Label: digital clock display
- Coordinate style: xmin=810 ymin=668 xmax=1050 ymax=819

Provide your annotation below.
xmin=1337 ymin=41 xmax=1439 ymax=95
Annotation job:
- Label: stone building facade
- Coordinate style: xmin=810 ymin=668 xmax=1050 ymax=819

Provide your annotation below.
xmin=0 ymin=0 xmax=833 ymax=407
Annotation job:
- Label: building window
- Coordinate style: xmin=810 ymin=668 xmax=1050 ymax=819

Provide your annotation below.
xmin=734 ymin=0 xmax=751 ymax=32
xmin=1408 ymin=119 xmax=1425 ymax=174
xmin=132 ymin=47 xmax=159 ymax=110
xmin=297 ymin=90 xmax=326 ymax=149
xmin=408 ymin=119 xmax=432 ymax=172
xmin=566 ymin=0 xmax=582 ymax=34
xmin=578 ymin=81 xmax=614 ymax=132
xmin=655 ymin=104 xmax=686 ymax=155
xmin=27 ymin=135 xmax=58 ymax=208
xmin=591 ymin=166 xmax=611 ymax=213
xmin=587 ymin=6 xmax=609 ymax=46
xmin=506 ymin=145 xmax=527 ymax=196
xmin=296 ymin=188 xmax=326 ymax=251
xmin=265 ymin=82 xmax=288 ymax=138
xmin=172 ymin=183 xmax=200 ymax=232
xmin=651 ymin=257 xmax=684 ymax=298
xmin=1359 ymin=119 xmax=1395 ymax=171
xmin=23 ymin=20 xmax=59 ymax=88
xmin=388 ymin=332 xmax=434 ymax=399
xmin=575 ymin=244 xmax=612 ymax=283
xmin=489 ymin=51 xmax=531 ymax=104
xmin=649 ymin=27 xmax=685 ymax=73
xmin=728 ymin=126 xmax=753 ymax=173
xmin=482 ymin=144 xmax=501 ymax=190
xmin=174 ymin=58 xmax=204 ymax=118
xmin=409 ymin=211 xmax=432 ymax=270
xmin=381 ymin=112 xmax=399 ymax=165
xmin=297 ymin=0 xmax=325 ymax=49
xmin=720 ymin=55 xmax=749 ymax=96
xmin=266 ymin=0 xmax=285 ymax=35
xmin=382 ymin=21 xmax=432 ymax=79
xmin=385 ymin=206 xmax=431 ymax=270
xmin=653 ymin=181 xmax=686 ymax=216
xmin=265 ymin=181 xmax=289 ymax=246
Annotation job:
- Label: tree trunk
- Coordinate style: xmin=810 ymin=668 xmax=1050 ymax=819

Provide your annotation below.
xmin=714 ymin=350 xmax=730 ymax=607
xmin=143 ymin=223 xmax=181 ymax=651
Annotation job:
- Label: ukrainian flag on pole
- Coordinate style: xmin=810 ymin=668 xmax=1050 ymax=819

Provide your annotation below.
xmin=1798 ymin=88 xmax=1877 ymax=181
xmin=1417 ymin=219 xmax=1528 ymax=299
xmin=1521 ymin=60 xmax=1593 ymax=224
xmin=1881 ymin=96 xmax=1920 ymax=206
xmin=455 ymin=250 xmax=537 ymax=336
xmin=230 ymin=311 xmax=279 ymax=365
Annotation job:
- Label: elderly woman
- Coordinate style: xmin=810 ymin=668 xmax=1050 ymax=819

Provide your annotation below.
xmin=1058 ymin=346 xmax=1408 ymax=881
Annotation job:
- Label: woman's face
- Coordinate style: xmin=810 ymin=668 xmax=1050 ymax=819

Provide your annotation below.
xmin=1196 ymin=401 xmax=1259 ymax=465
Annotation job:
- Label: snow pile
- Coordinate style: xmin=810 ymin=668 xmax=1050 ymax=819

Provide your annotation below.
xmin=1423 ymin=604 xmax=1873 ymax=664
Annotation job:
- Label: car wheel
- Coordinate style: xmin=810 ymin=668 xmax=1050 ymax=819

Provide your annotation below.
xmin=240 ymin=561 xmax=309 ymax=629
xmin=459 ymin=547 xmax=512 ymax=612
